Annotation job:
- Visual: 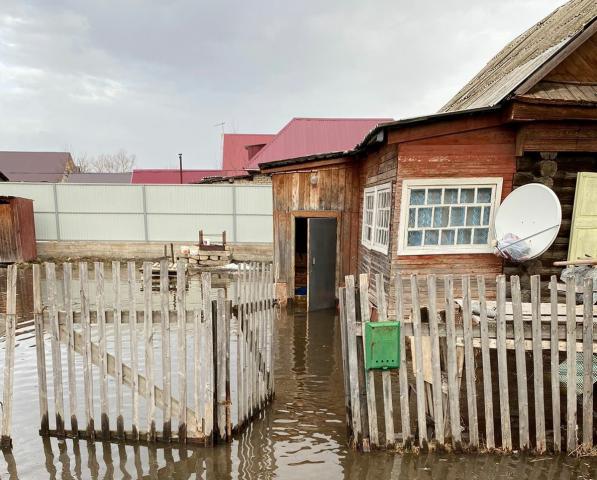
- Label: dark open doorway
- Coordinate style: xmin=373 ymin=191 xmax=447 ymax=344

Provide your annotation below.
xmin=294 ymin=216 xmax=337 ymax=311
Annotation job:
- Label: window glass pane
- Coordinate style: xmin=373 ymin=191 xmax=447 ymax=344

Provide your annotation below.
xmin=408 ymin=208 xmax=416 ymax=228
xmin=424 ymin=230 xmax=439 ymax=245
xmin=417 ymin=207 xmax=432 ymax=227
xmin=410 ymin=189 xmax=425 ymax=205
xmin=450 ymin=207 xmax=465 ymax=226
xmin=477 ymin=188 xmax=492 ymax=203
xmin=441 ymin=229 xmax=455 ymax=245
xmin=466 ymin=206 xmax=482 ymax=226
xmin=433 ymin=206 xmax=449 ymax=227
xmin=407 ymin=231 xmax=422 ymax=246
xmin=460 ymin=188 xmax=474 ymax=203
xmin=482 ymin=206 xmax=491 ymax=225
xmin=427 ymin=189 xmax=442 ymax=205
xmin=444 ymin=188 xmax=458 ymax=204
xmin=473 ymin=228 xmax=489 ymax=244
xmin=457 ymin=228 xmax=472 ymax=244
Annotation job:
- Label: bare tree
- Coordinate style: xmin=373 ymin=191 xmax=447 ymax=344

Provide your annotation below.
xmin=74 ymin=149 xmax=136 ymax=173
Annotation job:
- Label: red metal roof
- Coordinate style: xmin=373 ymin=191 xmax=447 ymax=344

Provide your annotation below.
xmin=222 ymin=134 xmax=275 ymax=175
xmin=247 ymin=118 xmax=392 ymax=170
xmin=131 ymin=169 xmax=223 ymax=184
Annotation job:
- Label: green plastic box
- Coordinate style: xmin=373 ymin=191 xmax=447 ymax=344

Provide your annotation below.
xmin=364 ymin=321 xmax=401 ymax=370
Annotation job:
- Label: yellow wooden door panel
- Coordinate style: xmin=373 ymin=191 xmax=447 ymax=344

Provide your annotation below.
xmin=568 ymin=172 xmax=597 ymax=261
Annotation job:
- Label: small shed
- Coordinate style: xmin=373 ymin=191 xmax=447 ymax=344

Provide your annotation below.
xmin=0 ymin=196 xmax=37 ymax=263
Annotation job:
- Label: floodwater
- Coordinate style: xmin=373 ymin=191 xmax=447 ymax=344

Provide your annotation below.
xmin=0 ymin=267 xmax=596 ymax=479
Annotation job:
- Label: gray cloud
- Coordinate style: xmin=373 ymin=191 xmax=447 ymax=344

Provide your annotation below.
xmin=0 ymin=0 xmax=565 ymax=169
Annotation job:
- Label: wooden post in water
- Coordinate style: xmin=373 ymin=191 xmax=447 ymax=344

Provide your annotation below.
xmin=63 ymin=263 xmax=79 ymax=437
xmin=1 ymin=265 xmax=17 ymax=449
xmin=80 ymin=262 xmax=94 ymax=440
xmin=46 ymin=262 xmax=65 ymax=437
xmin=530 ymin=275 xmax=546 ymax=453
xmin=127 ymin=262 xmax=140 ymax=441
xmin=581 ymin=277 xmax=593 ymax=449
xmin=345 ymin=276 xmax=362 ymax=448
xmin=216 ymin=289 xmax=227 ymax=442
xmin=113 ymin=261 xmax=124 ymax=440
xmin=33 ymin=264 xmax=49 ymax=436
xmin=160 ymin=259 xmax=172 ymax=442
xmin=176 ymin=260 xmax=188 ymax=443
xmin=201 ymin=272 xmax=214 ymax=444
xmin=427 ymin=274 xmax=444 ymax=446
xmin=338 ymin=287 xmax=351 ymax=435
xmin=95 ymin=262 xmax=109 ymax=440
xmin=143 ymin=262 xmax=156 ymax=442
xmin=549 ymin=275 xmax=561 ymax=452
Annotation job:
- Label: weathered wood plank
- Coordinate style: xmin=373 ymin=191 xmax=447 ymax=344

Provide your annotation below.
xmin=531 ymin=275 xmax=546 ymax=453
xmin=79 ymin=263 xmax=94 ymax=440
xmin=565 ymin=277 xmax=577 ymax=453
xmin=95 ymin=262 xmax=109 ymax=440
xmin=476 ymin=275 xmax=494 ymax=450
xmin=511 ymin=275 xmax=529 ymax=450
xmin=176 ymin=260 xmax=187 ymax=443
xmin=581 ymin=277 xmax=593 ymax=448
xmin=160 ymin=259 xmax=172 ymax=442
xmin=339 ymin=287 xmax=352 ymax=434
xmin=426 ymin=275 xmax=444 ymax=446
xmin=395 ymin=275 xmax=411 ymax=447
xmin=216 ymin=289 xmax=227 ymax=442
xmin=47 ymin=262 xmax=65 ymax=436
xmin=549 ymin=276 xmax=561 ymax=453
xmin=375 ymin=274 xmax=395 ymax=449
xmin=127 ymin=262 xmax=139 ymax=441
xmin=496 ymin=275 xmax=512 ymax=451
xmin=462 ymin=275 xmax=478 ymax=449
xmin=410 ymin=275 xmax=427 ymax=448
xmin=345 ymin=276 xmax=362 ymax=448
xmin=359 ymin=274 xmax=378 ymax=448
xmin=63 ymin=263 xmax=78 ymax=437
xmin=33 ymin=264 xmax=49 ymax=436
xmin=143 ymin=262 xmax=156 ymax=442
xmin=201 ymin=273 xmax=214 ymax=443
xmin=444 ymin=275 xmax=461 ymax=447
xmin=1 ymin=265 xmax=17 ymax=448
xmin=113 ymin=261 xmax=124 ymax=440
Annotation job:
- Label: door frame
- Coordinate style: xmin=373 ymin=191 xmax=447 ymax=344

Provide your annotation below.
xmin=290 ymin=210 xmax=341 ymax=300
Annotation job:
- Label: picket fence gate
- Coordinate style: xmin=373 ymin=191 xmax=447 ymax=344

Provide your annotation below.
xmin=340 ymin=273 xmax=596 ymax=454
xmin=0 ymin=260 xmax=276 ymax=449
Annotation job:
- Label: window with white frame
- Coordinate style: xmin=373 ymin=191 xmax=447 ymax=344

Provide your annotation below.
xmin=361 ymin=183 xmax=392 ymax=254
xmin=397 ymin=178 xmax=502 ymax=255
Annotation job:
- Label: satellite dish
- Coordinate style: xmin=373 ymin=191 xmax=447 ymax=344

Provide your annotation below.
xmin=493 ymin=183 xmax=561 ymax=262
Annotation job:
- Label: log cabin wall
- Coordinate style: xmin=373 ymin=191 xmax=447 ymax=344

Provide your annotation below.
xmin=506 ymin=150 xmax=597 ymax=300
xmin=386 ymin=125 xmax=517 ymax=315
xmin=357 ymin=143 xmax=398 ymax=303
xmin=270 ymin=161 xmax=361 ymax=300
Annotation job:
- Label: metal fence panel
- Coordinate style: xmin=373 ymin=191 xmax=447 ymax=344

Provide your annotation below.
xmin=0 ymin=183 xmax=273 ymax=242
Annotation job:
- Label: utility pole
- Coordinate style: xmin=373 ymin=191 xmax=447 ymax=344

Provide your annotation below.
xmin=178 ymin=153 xmax=183 ymax=184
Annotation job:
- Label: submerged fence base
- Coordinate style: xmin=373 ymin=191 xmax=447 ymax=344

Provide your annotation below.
xmin=340 ymin=273 xmax=596 ymax=455
xmin=0 ymin=261 xmax=276 ymax=449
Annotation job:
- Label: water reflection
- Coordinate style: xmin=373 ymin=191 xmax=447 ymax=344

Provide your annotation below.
xmin=0 ymin=287 xmax=596 ymax=478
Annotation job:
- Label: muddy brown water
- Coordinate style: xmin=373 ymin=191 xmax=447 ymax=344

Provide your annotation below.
xmin=0 ymin=267 xmax=595 ymax=479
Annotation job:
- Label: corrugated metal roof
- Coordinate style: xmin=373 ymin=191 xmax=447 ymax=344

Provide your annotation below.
xmin=247 ymin=117 xmax=392 ymax=170
xmin=440 ymin=0 xmax=597 ymax=113
xmin=131 ymin=169 xmax=223 ymax=184
xmin=0 ymin=151 xmax=73 ymax=182
xmin=65 ymin=172 xmax=133 ymax=183
xmin=222 ymin=133 xmax=275 ymax=175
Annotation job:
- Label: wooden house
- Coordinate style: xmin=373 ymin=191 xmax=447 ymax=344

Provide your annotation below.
xmin=261 ymin=0 xmax=597 ymax=311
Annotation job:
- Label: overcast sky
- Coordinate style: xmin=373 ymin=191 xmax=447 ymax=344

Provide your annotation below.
xmin=0 ymin=0 xmax=566 ymax=170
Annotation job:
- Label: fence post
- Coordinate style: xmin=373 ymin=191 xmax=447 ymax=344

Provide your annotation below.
xmin=33 ymin=264 xmax=49 ymax=436
xmin=565 ymin=277 xmax=577 ymax=453
xmin=581 ymin=276 xmax=594 ymax=449
xmin=1 ymin=265 xmax=17 ymax=449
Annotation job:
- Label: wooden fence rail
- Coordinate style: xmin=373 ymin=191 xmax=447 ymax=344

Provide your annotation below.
xmin=340 ymin=273 xmax=596 ymax=454
xmin=0 ymin=260 xmax=279 ymax=448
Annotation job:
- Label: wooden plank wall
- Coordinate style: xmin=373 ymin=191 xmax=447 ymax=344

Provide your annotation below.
xmin=271 ymin=163 xmax=360 ymax=298
xmin=357 ymin=144 xmax=398 ymax=304
xmin=386 ymin=125 xmax=517 ymax=313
